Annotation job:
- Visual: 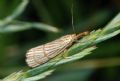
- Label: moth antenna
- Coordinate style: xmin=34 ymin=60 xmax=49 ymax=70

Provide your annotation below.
xmin=71 ymin=2 xmax=89 ymax=40
xmin=71 ymin=2 xmax=76 ymax=35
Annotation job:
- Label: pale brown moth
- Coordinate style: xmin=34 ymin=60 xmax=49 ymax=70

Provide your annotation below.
xmin=26 ymin=32 xmax=88 ymax=67
xmin=26 ymin=4 xmax=89 ymax=68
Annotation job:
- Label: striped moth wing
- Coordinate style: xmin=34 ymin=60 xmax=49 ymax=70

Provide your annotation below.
xmin=26 ymin=34 xmax=76 ymax=67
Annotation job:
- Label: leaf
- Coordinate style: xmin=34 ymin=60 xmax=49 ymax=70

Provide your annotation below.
xmin=2 ymin=0 xmax=29 ymax=25
xmin=2 ymin=71 xmax=24 ymax=81
xmin=0 ymin=22 xmax=31 ymax=33
xmin=95 ymin=30 xmax=120 ymax=44
xmin=54 ymin=47 xmax=96 ymax=66
xmin=31 ymin=22 xmax=60 ymax=33
xmin=0 ymin=21 xmax=60 ymax=33
xmin=102 ymin=12 xmax=120 ymax=34
xmin=22 ymin=70 xmax=54 ymax=81
xmin=105 ymin=13 xmax=120 ymax=28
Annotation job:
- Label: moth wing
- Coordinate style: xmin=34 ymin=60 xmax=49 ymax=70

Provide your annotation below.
xmin=26 ymin=45 xmax=49 ymax=67
xmin=26 ymin=34 xmax=76 ymax=67
xmin=44 ymin=34 xmax=75 ymax=58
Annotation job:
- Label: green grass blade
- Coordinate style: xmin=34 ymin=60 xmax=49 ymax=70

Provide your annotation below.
xmin=0 ymin=21 xmax=60 ymax=33
xmin=23 ymin=70 xmax=54 ymax=81
xmin=4 ymin=0 xmax=29 ymax=24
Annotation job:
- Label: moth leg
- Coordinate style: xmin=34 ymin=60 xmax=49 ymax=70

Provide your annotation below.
xmin=61 ymin=49 xmax=68 ymax=58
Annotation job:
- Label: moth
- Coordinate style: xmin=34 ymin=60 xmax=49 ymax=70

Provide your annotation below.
xmin=26 ymin=32 xmax=88 ymax=67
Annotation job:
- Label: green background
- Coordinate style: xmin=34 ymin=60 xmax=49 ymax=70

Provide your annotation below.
xmin=0 ymin=0 xmax=120 ymax=81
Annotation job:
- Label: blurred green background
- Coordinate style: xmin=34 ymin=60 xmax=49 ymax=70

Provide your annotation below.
xmin=0 ymin=0 xmax=120 ymax=81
